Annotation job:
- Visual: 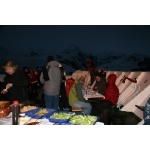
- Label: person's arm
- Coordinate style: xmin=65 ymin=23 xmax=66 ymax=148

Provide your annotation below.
xmin=91 ymin=80 xmax=96 ymax=90
xmin=11 ymin=72 xmax=28 ymax=87
xmin=100 ymin=86 xmax=113 ymax=101
xmin=40 ymin=72 xmax=45 ymax=84
xmin=75 ymin=83 xmax=85 ymax=102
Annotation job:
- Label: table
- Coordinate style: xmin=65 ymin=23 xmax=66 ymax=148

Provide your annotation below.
xmin=83 ymin=89 xmax=105 ymax=100
xmin=0 ymin=111 xmax=104 ymax=125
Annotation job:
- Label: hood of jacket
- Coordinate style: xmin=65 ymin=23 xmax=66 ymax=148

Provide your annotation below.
xmin=107 ymin=74 xmax=117 ymax=85
xmin=47 ymin=61 xmax=60 ymax=67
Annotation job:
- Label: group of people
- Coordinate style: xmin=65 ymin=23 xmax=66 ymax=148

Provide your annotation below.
xmin=67 ymin=68 xmax=119 ymax=115
xmin=1 ymin=57 xmax=150 ymax=125
xmin=0 ymin=57 xmax=119 ymax=117
xmin=0 ymin=56 xmax=70 ymax=111
xmin=23 ymin=66 xmax=42 ymax=97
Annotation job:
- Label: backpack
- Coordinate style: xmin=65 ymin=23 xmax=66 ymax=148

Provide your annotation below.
xmin=43 ymin=66 xmax=50 ymax=81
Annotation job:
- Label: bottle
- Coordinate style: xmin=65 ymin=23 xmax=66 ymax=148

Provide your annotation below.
xmin=12 ymin=100 xmax=20 ymax=125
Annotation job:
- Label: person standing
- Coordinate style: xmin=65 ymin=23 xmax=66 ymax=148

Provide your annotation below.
xmin=87 ymin=59 xmax=95 ymax=85
xmin=40 ymin=56 xmax=61 ymax=110
xmin=1 ymin=61 xmax=28 ymax=104
xmin=59 ymin=67 xmax=70 ymax=110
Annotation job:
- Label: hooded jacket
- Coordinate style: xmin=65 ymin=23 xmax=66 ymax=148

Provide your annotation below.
xmin=103 ymin=74 xmax=119 ymax=106
xmin=40 ymin=61 xmax=61 ymax=96
xmin=66 ymin=78 xmax=75 ymax=98
xmin=69 ymin=80 xmax=85 ymax=106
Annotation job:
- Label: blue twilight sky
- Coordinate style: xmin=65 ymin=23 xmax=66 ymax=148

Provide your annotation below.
xmin=0 ymin=25 xmax=150 ymax=55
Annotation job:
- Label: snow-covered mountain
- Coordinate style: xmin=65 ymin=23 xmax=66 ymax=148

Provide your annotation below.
xmin=0 ymin=45 xmax=150 ymax=73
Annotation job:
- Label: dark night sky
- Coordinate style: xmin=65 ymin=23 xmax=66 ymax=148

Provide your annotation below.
xmin=0 ymin=25 xmax=150 ymax=55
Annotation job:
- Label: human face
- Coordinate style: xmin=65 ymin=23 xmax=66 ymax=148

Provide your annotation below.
xmin=5 ymin=67 xmax=15 ymax=75
xmin=96 ymin=76 xmax=101 ymax=82
xmin=98 ymin=69 xmax=102 ymax=73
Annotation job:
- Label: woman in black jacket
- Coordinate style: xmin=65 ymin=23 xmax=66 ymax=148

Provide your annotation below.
xmin=1 ymin=61 xmax=28 ymax=104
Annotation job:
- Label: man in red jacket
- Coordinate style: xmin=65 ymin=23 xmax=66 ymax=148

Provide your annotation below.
xmin=92 ymin=74 xmax=119 ymax=114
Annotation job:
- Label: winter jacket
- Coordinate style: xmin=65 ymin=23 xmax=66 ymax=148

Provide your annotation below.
xmin=4 ymin=69 xmax=28 ymax=103
xmin=92 ymin=78 xmax=107 ymax=95
xmin=30 ymin=70 xmax=38 ymax=84
xmin=40 ymin=61 xmax=61 ymax=96
xmin=69 ymin=80 xmax=85 ymax=106
xmin=66 ymin=78 xmax=75 ymax=98
xmin=103 ymin=74 xmax=119 ymax=106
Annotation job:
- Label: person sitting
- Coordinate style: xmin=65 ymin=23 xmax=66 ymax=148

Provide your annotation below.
xmin=93 ymin=74 xmax=119 ymax=114
xmin=95 ymin=68 xmax=106 ymax=79
xmin=69 ymin=76 xmax=92 ymax=115
xmin=91 ymin=73 xmax=107 ymax=95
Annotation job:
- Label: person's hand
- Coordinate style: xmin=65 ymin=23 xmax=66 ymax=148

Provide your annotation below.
xmin=1 ymin=89 xmax=8 ymax=94
xmin=6 ymin=83 xmax=13 ymax=89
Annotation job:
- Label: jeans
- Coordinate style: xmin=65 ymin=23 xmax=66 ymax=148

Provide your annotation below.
xmin=72 ymin=101 xmax=92 ymax=115
xmin=44 ymin=95 xmax=59 ymax=110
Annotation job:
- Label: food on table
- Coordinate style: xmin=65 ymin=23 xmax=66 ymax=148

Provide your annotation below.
xmin=19 ymin=117 xmax=31 ymax=124
xmin=20 ymin=118 xmax=41 ymax=125
xmin=50 ymin=112 xmax=73 ymax=120
xmin=26 ymin=121 xmax=40 ymax=125
xmin=36 ymin=109 xmax=48 ymax=116
xmin=19 ymin=113 xmax=25 ymax=117
xmin=0 ymin=108 xmax=11 ymax=118
xmin=0 ymin=101 xmax=10 ymax=109
xmin=70 ymin=115 xmax=97 ymax=125
xmin=20 ymin=106 xmax=37 ymax=113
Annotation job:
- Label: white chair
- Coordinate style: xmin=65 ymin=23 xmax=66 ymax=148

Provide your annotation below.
xmin=117 ymin=72 xmax=150 ymax=109
xmin=122 ymin=72 xmax=150 ymax=106
xmin=121 ymin=84 xmax=150 ymax=119
xmin=117 ymin=82 xmax=138 ymax=109
xmin=118 ymin=72 xmax=141 ymax=94
xmin=115 ymin=72 xmax=130 ymax=86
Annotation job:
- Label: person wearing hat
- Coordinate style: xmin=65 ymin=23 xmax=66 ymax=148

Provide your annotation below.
xmin=91 ymin=73 xmax=107 ymax=95
xmin=69 ymin=76 xmax=92 ymax=115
